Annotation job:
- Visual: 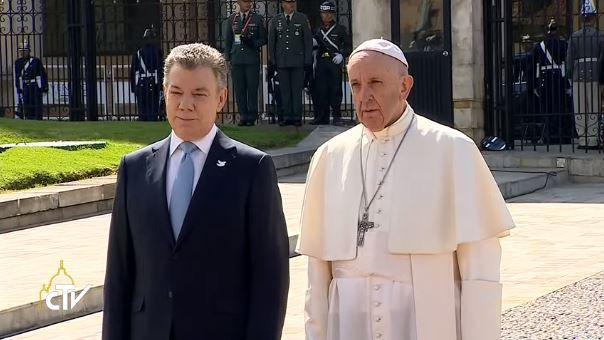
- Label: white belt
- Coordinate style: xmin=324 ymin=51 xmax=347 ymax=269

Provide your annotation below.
xmin=22 ymin=79 xmax=38 ymax=84
xmin=540 ymin=65 xmax=562 ymax=71
xmin=140 ymin=71 xmax=158 ymax=78
xmin=577 ymin=57 xmax=598 ymax=62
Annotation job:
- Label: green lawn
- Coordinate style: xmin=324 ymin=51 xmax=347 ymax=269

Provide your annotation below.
xmin=0 ymin=118 xmax=310 ymax=192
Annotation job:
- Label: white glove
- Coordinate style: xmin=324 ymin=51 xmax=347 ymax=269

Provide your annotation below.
xmin=313 ymin=38 xmax=318 ymax=48
xmin=332 ymin=53 xmax=343 ymax=65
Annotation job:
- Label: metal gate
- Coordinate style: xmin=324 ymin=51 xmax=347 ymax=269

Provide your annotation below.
xmin=0 ymin=0 xmax=354 ymax=122
xmin=391 ymin=0 xmax=454 ymax=126
xmin=485 ymin=0 xmax=604 ymax=152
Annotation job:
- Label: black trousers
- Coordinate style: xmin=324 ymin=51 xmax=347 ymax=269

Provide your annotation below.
xmin=232 ymin=63 xmax=260 ymax=122
xmin=313 ymin=58 xmax=343 ymax=123
xmin=136 ymin=78 xmax=160 ymax=121
xmin=20 ymin=84 xmax=44 ymax=120
xmin=278 ymin=67 xmax=304 ymax=122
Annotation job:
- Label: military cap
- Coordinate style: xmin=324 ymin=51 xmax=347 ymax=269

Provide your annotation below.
xmin=320 ymin=1 xmax=336 ymax=12
xmin=18 ymin=40 xmax=30 ymax=51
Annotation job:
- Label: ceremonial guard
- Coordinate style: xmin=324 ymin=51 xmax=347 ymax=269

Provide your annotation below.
xmin=268 ymin=0 xmax=313 ymax=126
xmin=14 ymin=41 xmax=47 ymax=120
xmin=223 ymin=0 xmax=267 ymax=126
xmin=311 ymin=1 xmax=351 ymax=125
xmin=567 ymin=0 xmax=604 ymax=149
xmin=532 ymin=19 xmax=573 ymax=143
xmin=130 ymin=28 xmax=164 ymax=121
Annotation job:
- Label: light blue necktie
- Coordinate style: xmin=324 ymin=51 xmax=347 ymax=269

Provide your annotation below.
xmin=169 ymin=142 xmax=198 ymax=240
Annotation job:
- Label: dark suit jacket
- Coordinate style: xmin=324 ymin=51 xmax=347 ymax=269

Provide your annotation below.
xmin=102 ymin=130 xmax=289 ymax=340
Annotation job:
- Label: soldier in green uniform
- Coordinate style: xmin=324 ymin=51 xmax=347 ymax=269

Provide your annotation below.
xmin=311 ymin=1 xmax=351 ymax=125
xmin=268 ymin=0 xmax=313 ymax=126
xmin=223 ymin=0 xmax=267 ymax=126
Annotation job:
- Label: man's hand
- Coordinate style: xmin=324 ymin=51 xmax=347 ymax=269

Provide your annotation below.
xmin=332 ymin=53 xmax=344 ymax=65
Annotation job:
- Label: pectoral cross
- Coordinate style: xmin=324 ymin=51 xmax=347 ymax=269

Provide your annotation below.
xmin=357 ymin=212 xmax=375 ymax=247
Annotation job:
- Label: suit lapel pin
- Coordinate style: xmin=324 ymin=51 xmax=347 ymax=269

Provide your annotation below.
xmin=216 ymin=160 xmax=227 ymax=167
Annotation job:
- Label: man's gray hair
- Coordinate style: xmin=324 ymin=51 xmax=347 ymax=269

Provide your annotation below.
xmin=163 ymin=43 xmax=228 ymax=89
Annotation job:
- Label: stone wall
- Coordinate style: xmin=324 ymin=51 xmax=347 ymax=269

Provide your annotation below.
xmin=451 ymin=0 xmax=485 ymax=142
xmin=351 ymin=0 xmax=392 ymax=46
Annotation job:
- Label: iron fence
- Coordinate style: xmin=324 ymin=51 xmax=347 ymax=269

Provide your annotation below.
xmin=0 ymin=0 xmax=355 ymax=124
xmin=485 ymin=0 xmax=604 ymax=152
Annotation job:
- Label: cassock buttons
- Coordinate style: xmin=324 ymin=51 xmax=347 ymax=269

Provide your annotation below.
xmin=375 ymin=316 xmax=382 ymax=322
xmin=376 ymin=333 xmax=383 ymax=339
xmin=377 ymin=209 xmax=382 ymax=214
xmin=373 ymin=284 xmax=380 ymax=291
xmin=373 ymin=301 xmax=381 ymax=307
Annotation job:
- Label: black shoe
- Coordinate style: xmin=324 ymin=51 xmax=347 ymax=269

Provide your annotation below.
xmin=245 ymin=121 xmax=255 ymax=126
xmin=278 ymin=121 xmax=287 ymax=127
xmin=237 ymin=120 xmax=247 ymax=127
xmin=293 ymin=120 xmax=302 ymax=127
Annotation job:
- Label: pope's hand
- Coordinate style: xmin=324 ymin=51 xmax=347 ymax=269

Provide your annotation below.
xmin=332 ymin=53 xmax=343 ymax=65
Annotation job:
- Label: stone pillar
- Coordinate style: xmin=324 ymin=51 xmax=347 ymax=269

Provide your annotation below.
xmin=451 ymin=0 xmax=485 ymax=143
xmin=351 ymin=0 xmax=391 ymax=47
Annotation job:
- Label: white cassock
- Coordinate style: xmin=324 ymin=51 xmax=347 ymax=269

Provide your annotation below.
xmin=296 ymin=105 xmax=515 ymax=340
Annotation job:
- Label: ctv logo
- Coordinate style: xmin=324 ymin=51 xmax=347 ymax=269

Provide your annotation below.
xmin=38 ymin=260 xmax=92 ymax=311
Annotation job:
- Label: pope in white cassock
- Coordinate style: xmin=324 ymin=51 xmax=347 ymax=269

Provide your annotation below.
xmin=296 ymin=39 xmax=515 ymax=340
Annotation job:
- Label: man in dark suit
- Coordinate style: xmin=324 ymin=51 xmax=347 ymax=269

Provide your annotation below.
xmin=103 ymin=43 xmax=290 ymax=340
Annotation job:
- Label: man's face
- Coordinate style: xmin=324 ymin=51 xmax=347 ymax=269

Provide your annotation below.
xmin=164 ymin=64 xmax=227 ymax=141
xmin=238 ymin=0 xmax=252 ymax=13
xmin=19 ymin=49 xmax=30 ymax=58
xmin=347 ymin=51 xmax=414 ymax=132
xmin=282 ymin=1 xmax=296 ymax=14
xmin=320 ymin=12 xmax=334 ymax=24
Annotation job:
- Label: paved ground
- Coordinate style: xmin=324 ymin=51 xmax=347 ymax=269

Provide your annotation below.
xmin=3 ymin=182 xmax=604 ymax=339
xmin=501 ymin=271 xmax=604 ymax=339
xmin=0 ymin=180 xmax=305 ymax=311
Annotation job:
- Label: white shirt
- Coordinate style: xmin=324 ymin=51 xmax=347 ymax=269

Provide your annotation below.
xmin=166 ymin=125 xmax=217 ymax=206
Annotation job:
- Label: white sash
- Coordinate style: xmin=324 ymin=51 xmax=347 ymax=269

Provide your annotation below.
xmin=321 ymin=25 xmax=339 ymax=51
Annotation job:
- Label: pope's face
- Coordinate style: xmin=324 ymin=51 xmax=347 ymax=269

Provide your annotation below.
xmin=164 ymin=64 xmax=227 ymax=141
xmin=347 ymin=51 xmax=414 ymax=132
